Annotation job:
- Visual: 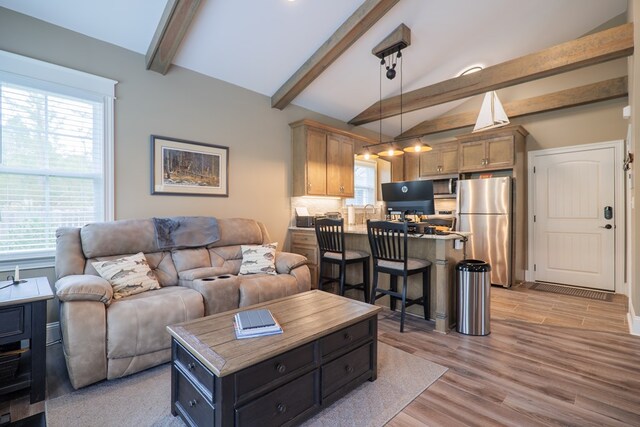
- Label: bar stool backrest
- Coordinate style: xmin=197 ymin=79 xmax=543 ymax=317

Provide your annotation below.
xmin=315 ymin=218 xmax=345 ymax=260
xmin=366 ymin=220 xmax=408 ymax=270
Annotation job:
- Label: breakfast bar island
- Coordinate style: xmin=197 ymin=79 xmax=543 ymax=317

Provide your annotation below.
xmin=289 ymin=224 xmax=468 ymax=333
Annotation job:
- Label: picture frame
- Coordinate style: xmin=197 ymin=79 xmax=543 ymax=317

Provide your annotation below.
xmin=150 ymin=135 xmax=229 ymax=197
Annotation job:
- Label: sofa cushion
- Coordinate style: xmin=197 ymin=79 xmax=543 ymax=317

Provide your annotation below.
xmin=239 ymin=274 xmax=299 ymax=307
xmin=106 ymin=287 xmax=203 ymax=358
xmin=81 ymin=219 xmax=156 ymax=258
xmin=187 ymin=275 xmax=240 ymax=315
xmin=239 ymin=243 xmax=277 ymax=275
xmin=172 ymin=247 xmax=211 ymax=272
xmin=92 ymin=252 xmax=161 ymax=299
xmin=208 ymin=218 xmax=265 ymax=247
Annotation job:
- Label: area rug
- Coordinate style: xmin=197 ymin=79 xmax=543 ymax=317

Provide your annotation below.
xmin=46 ymin=342 xmax=446 ymax=427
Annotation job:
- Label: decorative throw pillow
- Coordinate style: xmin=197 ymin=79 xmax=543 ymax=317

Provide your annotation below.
xmin=239 ymin=243 xmax=277 ymax=275
xmin=92 ymin=252 xmax=161 ymax=299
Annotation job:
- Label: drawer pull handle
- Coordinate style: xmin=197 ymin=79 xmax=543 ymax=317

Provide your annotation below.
xmin=276 ymin=363 xmax=286 ymax=374
xmin=187 ymin=362 xmax=196 ymax=371
xmin=344 ymin=333 xmax=352 ymax=341
xmin=345 ymin=365 xmax=354 ymax=374
xmin=277 ymin=403 xmax=287 ymax=414
xmin=188 ymin=399 xmax=198 ymax=407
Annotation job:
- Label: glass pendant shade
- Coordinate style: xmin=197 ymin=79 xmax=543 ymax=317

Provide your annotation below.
xmin=377 ymin=148 xmax=404 ymax=157
xmin=403 ymin=141 xmax=432 ymax=153
xmin=355 ymin=147 xmax=379 ymax=160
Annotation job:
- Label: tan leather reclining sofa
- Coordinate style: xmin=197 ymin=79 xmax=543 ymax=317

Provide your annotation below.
xmin=54 ymin=217 xmax=310 ymax=389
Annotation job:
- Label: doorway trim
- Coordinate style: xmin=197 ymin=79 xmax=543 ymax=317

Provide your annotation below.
xmin=526 ymin=140 xmax=626 ymax=294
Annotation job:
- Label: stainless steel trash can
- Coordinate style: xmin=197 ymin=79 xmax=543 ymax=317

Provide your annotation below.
xmin=456 ymin=260 xmax=491 ymax=335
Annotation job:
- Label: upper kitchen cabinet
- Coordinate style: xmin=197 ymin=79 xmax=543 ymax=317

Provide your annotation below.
xmin=291 ymin=119 xmax=372 ymax=197
xmin=419 ymin=141 xmax=459 ymax=177
xmin=457 ymin=125 xmax=528 ymax=172
xmin=326 ymin=133 xmax=354 ymax=197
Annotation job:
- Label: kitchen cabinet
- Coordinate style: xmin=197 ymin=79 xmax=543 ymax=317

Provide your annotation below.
xmin=419 ymin=142 xmax=459 ymax=177
xmin=291 ymin=119 xmax=375 ymax=197
xmin=457 ymin=126 xmax=527 ymax=172
xmin=290 ymin=229 xmax=319 ymax=287
xmin=326 ymin=134 xmax=354 ymax=197
xmin=304 ymin=128 xmax=328 ymax=196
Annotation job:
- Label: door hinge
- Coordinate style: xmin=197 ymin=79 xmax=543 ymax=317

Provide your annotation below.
xmin=534 ymin=264 xmax=537 ymax=271
xmin=534 ymin=215 xmax=536 ymax=222
xmin=533 ymin=166 xmax=536 ymax=173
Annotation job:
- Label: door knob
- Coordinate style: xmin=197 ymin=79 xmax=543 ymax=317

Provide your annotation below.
xmin=600 ymin=224 xmax=613 ymax=229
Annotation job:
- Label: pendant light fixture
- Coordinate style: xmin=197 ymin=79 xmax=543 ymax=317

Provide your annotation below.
xmin=473 ymin=90 xmax=510 ymax=132
xmin=376 ymin=43 xmax=404 ymax=157
xmin=403 ymin=138 xmax=432 ymax=153
xmin=356 ymin=24 xmax=422 ymax=159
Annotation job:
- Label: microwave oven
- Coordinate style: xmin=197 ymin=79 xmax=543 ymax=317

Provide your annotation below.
xmin=432 ymin=177 xmax=457 ymax=198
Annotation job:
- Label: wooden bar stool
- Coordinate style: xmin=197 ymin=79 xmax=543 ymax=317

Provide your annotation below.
xmin=315 ymin=218 xmax=370 ymax=301
xmin=366 ymin=220 xmax=431 ymax=332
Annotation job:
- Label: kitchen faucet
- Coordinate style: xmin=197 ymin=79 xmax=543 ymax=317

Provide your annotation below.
xmin=363 ymin=204 xmax=376 ymax=224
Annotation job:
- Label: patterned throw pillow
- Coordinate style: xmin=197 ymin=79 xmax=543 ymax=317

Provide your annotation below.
xmin=92 ymin=252 xmax=161 ymax=299
xmin=239 ymin=243 xmax=277 ymax=275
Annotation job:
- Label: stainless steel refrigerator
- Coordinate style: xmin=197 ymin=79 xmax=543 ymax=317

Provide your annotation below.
xmin=457 ymin=177 xmax=512 ymax=287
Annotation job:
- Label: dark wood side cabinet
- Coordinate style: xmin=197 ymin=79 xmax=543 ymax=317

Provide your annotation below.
xmin=0 ymin=277 xmax=53 ymax=404
xmin=168 ymin=291 xmax=380 ymax=427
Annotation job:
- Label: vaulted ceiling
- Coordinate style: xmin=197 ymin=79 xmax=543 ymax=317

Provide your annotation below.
xmin=0 ymin=0 xmax=628 ymax=136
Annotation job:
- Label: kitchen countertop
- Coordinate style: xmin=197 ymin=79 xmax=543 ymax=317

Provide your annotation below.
xmin=289 ymin=224 xmax=470 ymax=240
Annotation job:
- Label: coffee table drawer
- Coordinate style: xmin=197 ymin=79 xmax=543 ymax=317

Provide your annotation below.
xmin=175 ymin=343 xmax=214 ymax=400
xmin=175 ymin=369 xmax=215 ymax=427
xmin=235 ymin=342 xmax=316 ymax=402
xmin=235 ymin=370 xmax=320 ymax=427
xmin=322 ymin=343 xmax=372 ymax=398
xmin=320 ymin=319 xmax=372 ymax=357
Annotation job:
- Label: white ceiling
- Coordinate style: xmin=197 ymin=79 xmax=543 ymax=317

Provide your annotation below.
xmin=0 ymin=0 xmax=628 ymax=136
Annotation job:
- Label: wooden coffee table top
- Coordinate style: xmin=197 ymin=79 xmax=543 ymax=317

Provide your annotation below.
xmin=167 ymin=290 xmax=381 ymax=377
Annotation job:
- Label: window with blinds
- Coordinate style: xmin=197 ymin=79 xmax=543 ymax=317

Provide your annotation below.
xmin=0 ymin=50 xmax=115 ymax=266
xmin=345 ymin=160 xmax=377 ymax=207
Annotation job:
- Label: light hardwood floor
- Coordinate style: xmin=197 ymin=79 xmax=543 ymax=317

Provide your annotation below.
xmin=1 ymin=284 xmax=638 ymax=426
xmin=385 ymin=284 xmax=640 ymax=426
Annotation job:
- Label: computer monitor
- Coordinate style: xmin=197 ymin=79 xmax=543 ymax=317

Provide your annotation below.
xmin=381 ymin=180 xmax=435 ymax=219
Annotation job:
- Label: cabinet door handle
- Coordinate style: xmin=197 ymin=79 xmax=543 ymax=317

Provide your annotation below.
xmin=277 ymin=403 xmax=287 ymax=413
xmin=344 ymin=333 xmax=352 ymax=341
xmin=187 ymin=362 xmax=196 ymax=371
xmin=276 ymin=363 xmax=287 ymax=374
xmin=188 ymin=399 xmax=198 ymax=407
xmin=345 ymin=365 xmax=354 ymax=374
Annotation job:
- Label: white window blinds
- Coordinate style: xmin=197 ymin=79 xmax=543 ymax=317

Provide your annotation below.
xmin=0 ymin=50 xmax=116 ymax=266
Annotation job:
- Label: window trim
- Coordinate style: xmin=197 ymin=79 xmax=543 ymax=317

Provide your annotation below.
xmin=0 ymin=50 xmax=116 ymax=269
xmin=345 ymin=159 xmax=378 ymax=208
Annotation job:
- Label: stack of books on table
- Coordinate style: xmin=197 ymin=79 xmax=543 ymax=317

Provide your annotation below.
xmin=233 ymin=309 xmax=283 ymax=339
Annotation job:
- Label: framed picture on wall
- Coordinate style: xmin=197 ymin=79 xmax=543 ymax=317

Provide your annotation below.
xmin=150 ymin=135 xmax=229 ymax=197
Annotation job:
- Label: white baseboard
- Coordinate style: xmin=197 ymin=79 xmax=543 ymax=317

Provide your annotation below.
xmin=628 ymin=301 xmax=640 ymax=336
xmin=46 ymin=321 xmax=61 ymax=345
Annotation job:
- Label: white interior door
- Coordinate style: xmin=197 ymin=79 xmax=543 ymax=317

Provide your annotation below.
xmin=533 ymin=147 xmax=615 ymax=290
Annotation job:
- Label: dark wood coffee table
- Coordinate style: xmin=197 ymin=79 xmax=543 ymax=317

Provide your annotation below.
xmin=167 ymin=290 xmax=381 ymax=427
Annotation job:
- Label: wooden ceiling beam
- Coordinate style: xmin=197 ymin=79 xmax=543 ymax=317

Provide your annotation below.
xmin=271 ymin=0 xmax=400 ymax=110
xmin=146 ymin=0 xmax=201 ymax=75
xmin=350 ymin=22 xmax=633 ymax=126
xmin=397 ymin=76 xmax=628 ymax=139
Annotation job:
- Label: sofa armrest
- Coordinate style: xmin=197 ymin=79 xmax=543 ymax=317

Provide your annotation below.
xmin=56 ymin=275 xmax=113 ymax=305
xmin=275 ymin=251 xmax=309 ymax=274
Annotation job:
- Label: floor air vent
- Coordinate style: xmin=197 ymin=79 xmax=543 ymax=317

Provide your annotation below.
xmin=530 ymin=282 xmax=613 ymax=301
